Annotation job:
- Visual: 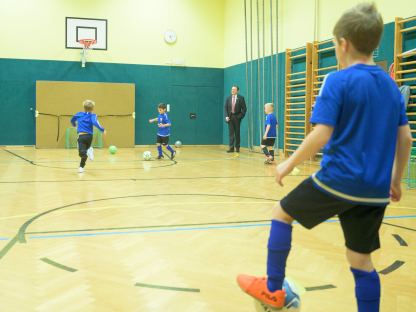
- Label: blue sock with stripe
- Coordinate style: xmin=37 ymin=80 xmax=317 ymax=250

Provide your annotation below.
xmin=351 ymin=268 xmax=380 ymax=312
xmin=157 ymin=145 xmax=162 ymax=156
xmin=267 ymin=220 xmax=292 ymax=292
xmin=166 ymin=145 xmax=174 ymax=153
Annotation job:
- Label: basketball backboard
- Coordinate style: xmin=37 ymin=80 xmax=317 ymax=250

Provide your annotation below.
xmin=65 ymin=17 xmax=107 ymax=50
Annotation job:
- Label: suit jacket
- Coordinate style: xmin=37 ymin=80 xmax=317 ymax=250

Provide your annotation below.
xmin=224 ymin=94 xmax=247 ymax=119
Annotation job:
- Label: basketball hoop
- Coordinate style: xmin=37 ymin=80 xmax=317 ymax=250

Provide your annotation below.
xmin=78 ymin=39 xmax=96 ymax=68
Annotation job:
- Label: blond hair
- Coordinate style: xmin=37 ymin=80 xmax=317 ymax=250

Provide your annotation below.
xmin=264 ymin=103 xmax=274 ymax=109
xmin=83 ymin=100 xmax=95 ymax=112
xmin=333 ymin=3 xmax=383 ymax=56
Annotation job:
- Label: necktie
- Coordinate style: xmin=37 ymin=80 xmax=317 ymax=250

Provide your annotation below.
xmin=232 ymin=96 xmax=236 ymax=113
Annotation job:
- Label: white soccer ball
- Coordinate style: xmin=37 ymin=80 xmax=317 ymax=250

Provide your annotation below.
xmin=253 ymin=278 xmax=302 ymax=312
xmin=142 ymin=151 xmax=152 ymax=161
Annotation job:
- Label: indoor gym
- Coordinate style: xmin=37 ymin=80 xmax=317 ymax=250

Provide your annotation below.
xmin=0 ymin=1 xmax=415 ymax=312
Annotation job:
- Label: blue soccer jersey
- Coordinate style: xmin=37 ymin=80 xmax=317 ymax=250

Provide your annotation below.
xmin=265 ymin=113 xmax=277 ymax=138
xmin=157 ymin=113 xmax=171 ymax=137
xmin=70 ymin=112 xmax=105 ymax=134
xmin=310 ymin=64 xmax=408 ymax=205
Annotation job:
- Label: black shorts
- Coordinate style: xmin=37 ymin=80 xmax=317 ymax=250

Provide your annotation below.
xmin=280 ymin=177 xmax=387 ymax=253
xmin=156 ymin=135 xmax=169 ymax=145
xmin=261 ymin=138 xmax=276 ymax=147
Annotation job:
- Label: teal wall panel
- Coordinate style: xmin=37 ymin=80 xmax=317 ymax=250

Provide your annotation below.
xmin=223 ymin=22 xmax=394 ymax=149
xmin=0 ymin=59 xmax=224 ymax=145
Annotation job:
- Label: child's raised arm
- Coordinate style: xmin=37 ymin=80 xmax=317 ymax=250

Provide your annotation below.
xmin=275 ymin=124 xmax=333 ymax=186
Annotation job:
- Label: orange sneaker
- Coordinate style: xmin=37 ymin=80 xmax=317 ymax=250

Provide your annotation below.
xmin=237 ymin=274 xmax=285 ymax=309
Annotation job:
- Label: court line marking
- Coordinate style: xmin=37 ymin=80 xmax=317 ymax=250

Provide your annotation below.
xmin=305 ymin=284 xmax=336 ymax=291
xmin=27 ymin=219 xmax=273 ymax=235
xmin=0 ymin=201 xmax=274 ymax=222
xmin=0 ymin=175 xmax=279 ymax=184
xmin=23 ymin=214 xmax=416 ymax=240
xmin=40 ymin=257 xmax=77 ymax=272
xmin=0 ymin=194 xmax=279 ymax=261
xmin=378 ymin=260 xmax=405 ymax=275
xmin=24 ymin=214 xmax=416 ymax=236
xmin=0 ymin=193 xmax=414 ymax=262
xmin=392 ymin=234 xmax=408 ymax=246
xmin=382 ymin=221 xmax=416 ymax=232
xmin=2 ymin=148 xmax=177 ymax=171
xmin=135 ymin=282 xmax=200 ymax=293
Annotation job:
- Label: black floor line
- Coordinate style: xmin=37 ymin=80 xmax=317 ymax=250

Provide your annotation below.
xmin=378 ymin=260 xmax=405 ymax=275
xmin=2 ymin=148 xmax=177 ymax=170
xmin=305 ymin=284 xmax=336 ymax=291
xmin=392 ymin=234 xmax=408 ymax=246
xmin=0 ymin=175 xmax=279 ymax=184
xmin=383 ymin=221 xmax=416 ymax=232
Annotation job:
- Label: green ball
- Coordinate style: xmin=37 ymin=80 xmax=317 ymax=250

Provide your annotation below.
xmin=109 ymin=145 xmax=117 ymax=154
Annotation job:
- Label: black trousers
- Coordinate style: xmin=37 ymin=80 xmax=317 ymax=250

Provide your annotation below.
xmin=228 ymin=114 xmax=241 ymax=149
xmin=78 ymin=134 xmax=93 ymax=168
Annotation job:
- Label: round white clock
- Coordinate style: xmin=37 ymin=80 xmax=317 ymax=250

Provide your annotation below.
xmin=164 ymin=30 xmax=177 ymax=44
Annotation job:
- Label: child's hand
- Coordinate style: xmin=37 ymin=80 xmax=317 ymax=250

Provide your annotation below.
xmin=103 ymin=130 xmax=107 ymax=136
xmin=263 ymin=135 xmax=267 ymax=140
xmin=149 ymin=119 xmax=154 ymax=123
xmin=275 ymin=160 xmax=294 ymax=187
xmin=390 ymin=181 xmax=402 ymax=202
xmin=158 ymin=123 xmax=164 ymax=128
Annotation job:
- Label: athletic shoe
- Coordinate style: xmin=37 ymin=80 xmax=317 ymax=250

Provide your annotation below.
xmin=264 ymin=158 xmax=273 ymax=165
xmin=236 ymin=148 xmax=240 ymax=153
xmin=171 ymin=150 xmax=176 ymax=160
xmin=226 ymin=148 xmax=235 ymax=153
xmin=157 ymin=155 xmax=164 ymax=160
xmin=87 ymin=147 xmax=94 ymax=161
xmin=78 ymin=167 xmax=84 ymax=173
xmin=237 ymin=275 xmax=285 ymax=309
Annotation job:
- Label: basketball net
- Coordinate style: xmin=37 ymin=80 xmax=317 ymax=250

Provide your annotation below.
xmin=79 ymin=39 xmax=96 ymax=68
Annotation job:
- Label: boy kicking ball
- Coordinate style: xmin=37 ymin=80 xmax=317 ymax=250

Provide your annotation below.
xmin=261 ymin=103 xmax=278 ymax=165
xmin=237 ymin=3 xmax=412 ymax=311
xmin=149 ymin=103 xmax=176 ymax=160
xmin=71 ymin=100 xmax=106 ymax=173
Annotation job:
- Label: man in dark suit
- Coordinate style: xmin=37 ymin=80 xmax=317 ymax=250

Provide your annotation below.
xmin=224 ymin=85 xmax=247 ymax=153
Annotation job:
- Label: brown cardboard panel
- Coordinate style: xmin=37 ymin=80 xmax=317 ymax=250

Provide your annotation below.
xmin=36 ymin=81 xmax=135 ymax=148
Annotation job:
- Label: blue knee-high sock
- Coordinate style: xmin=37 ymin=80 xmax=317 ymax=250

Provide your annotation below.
xmin=166 ymin=145 xmax=174 ymax=153
xmin=262 ymin=146 xmax=270 ymax=157
xmin=157 ymin=145 xmax=162 ymax=156
xmin=351 ymin=268 xmax=380 ymax=312
xmin=267 ymin=220 xmax=292 ymax=292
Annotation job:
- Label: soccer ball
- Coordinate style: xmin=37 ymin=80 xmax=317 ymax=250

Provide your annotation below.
xmin=142 ymin=151 xmax=152 ymax=161
xmin=253 ymin=278 xmax=301 ymax=311
xmin=175 ymin=140 xmax=182 ymax=148
xmin=109 ymin=145 xmax=117 ymax=154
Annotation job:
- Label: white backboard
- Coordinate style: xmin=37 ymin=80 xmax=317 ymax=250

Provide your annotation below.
xmin=66 ymin=17 xmax=107 ymax=50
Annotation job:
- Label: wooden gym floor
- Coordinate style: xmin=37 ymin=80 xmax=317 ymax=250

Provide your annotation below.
xmin=0 ymin=146 xmax=415 ymax=312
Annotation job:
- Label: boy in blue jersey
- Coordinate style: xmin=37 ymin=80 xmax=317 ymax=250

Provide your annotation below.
xmin=71 ymin=100 xmax=106 ymax=173
xmin=149 ymin=103 xmax=176 ymax=160
xmin=261 ymin=103 xmax=278 ymax=164
xmin=237 ymin=3 xmax=412 ymax=311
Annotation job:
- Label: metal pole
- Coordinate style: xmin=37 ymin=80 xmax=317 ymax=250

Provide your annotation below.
xmin=244 ymin=0 xmax=251 ymax=150
xmin=275 ymin=0 xmax=279 ymax=155
xmin=257 ymin=0 xmax=261 ymax=143
xmin=270 ymin=0 xmax=274 ymax=102
xmin=262 ymin=0 xmax=265 ymax=108
xmin=250 ymin=0 xmax=254 ymax=150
